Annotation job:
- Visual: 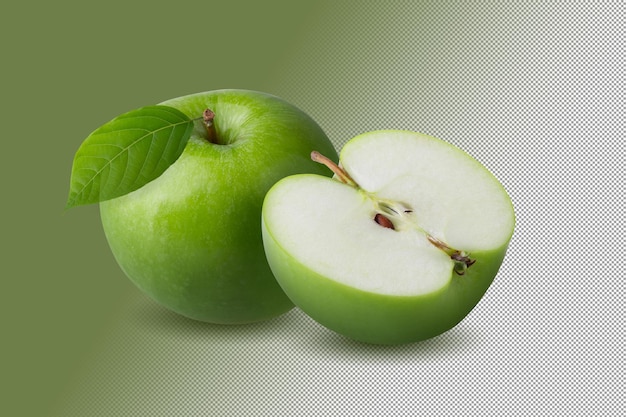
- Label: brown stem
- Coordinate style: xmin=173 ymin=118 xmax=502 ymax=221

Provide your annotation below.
xmin=203 ymin=109 xmax=218 ymax=144
xmin=311 ymin=151 xmax=357 ymax=187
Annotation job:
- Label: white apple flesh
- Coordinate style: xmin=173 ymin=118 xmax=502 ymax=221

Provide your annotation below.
xmin=262 ymin=130 xmax=515 ymax=344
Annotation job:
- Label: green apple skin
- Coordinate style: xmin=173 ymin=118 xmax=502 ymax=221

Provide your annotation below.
xmin=100 ymin=89 xmax=337 ymax=324
xmin=263 ymin=213 xmax=509 ymax=344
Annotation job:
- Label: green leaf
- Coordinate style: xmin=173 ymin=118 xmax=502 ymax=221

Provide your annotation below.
xmin=66 ymin=105 xmax=194 ymax=208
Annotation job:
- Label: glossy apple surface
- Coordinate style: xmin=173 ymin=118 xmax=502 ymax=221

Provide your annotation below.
xmin=100 ymin=89 xmax=337 ymax=323
xmin=262 ymin=130 xmax=515 ymax=344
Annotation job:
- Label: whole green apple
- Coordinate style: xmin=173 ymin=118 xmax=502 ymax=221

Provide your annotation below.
xmin=100 ymin=89 xmax=337 ymax=323
xmin=262 ymin=130 xmax=515 ymax=344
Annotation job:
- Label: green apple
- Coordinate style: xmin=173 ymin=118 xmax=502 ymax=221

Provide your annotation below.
xmin=262 ymin=130 xmax=515 ymax=344
xmin=100 ymin=89 xmax=337 ymax=323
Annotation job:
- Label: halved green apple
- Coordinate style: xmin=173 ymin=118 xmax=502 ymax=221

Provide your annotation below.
xmin=261 ymin=130 xmax=515 ymax=344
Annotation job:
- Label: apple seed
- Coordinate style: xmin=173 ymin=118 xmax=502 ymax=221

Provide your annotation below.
xmin=374 ymin=213 xmax=395 ymax=230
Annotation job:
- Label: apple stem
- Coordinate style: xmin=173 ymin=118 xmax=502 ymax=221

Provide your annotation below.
xmin=203 ymin=109 xmax=219 ymax=144
xmin=311 ymin=151 xmax=357 ymax=187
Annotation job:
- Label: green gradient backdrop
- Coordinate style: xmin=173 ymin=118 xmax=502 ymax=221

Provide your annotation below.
xmin=3 ymin=1 xmax=623 ymax=416
xmin=2 ymin=2 xmax=332 ymax=415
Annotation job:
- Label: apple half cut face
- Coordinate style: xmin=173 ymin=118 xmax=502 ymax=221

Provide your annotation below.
xmin=261 ymin=130 xmax=515 ymax=344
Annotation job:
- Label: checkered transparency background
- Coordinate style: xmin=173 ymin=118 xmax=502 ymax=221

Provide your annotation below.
xmin=58 ymin=2 xmax=623 ymax=416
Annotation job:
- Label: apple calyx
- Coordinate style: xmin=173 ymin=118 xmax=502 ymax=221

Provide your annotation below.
xmin=310 ymin=150 xmax=475 ymax=275
xmin=426 ymin=235 xmax=476 ymax=276
xmin=202 ymin=109 xmax=219 ymax=144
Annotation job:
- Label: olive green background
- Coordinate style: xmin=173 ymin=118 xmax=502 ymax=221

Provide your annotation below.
xmin=2 ymin=1 xmax=623 ymax=416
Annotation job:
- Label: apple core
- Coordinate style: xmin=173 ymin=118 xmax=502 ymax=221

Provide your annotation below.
xmin=310 ymin=150 xmax=476 ymax=275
